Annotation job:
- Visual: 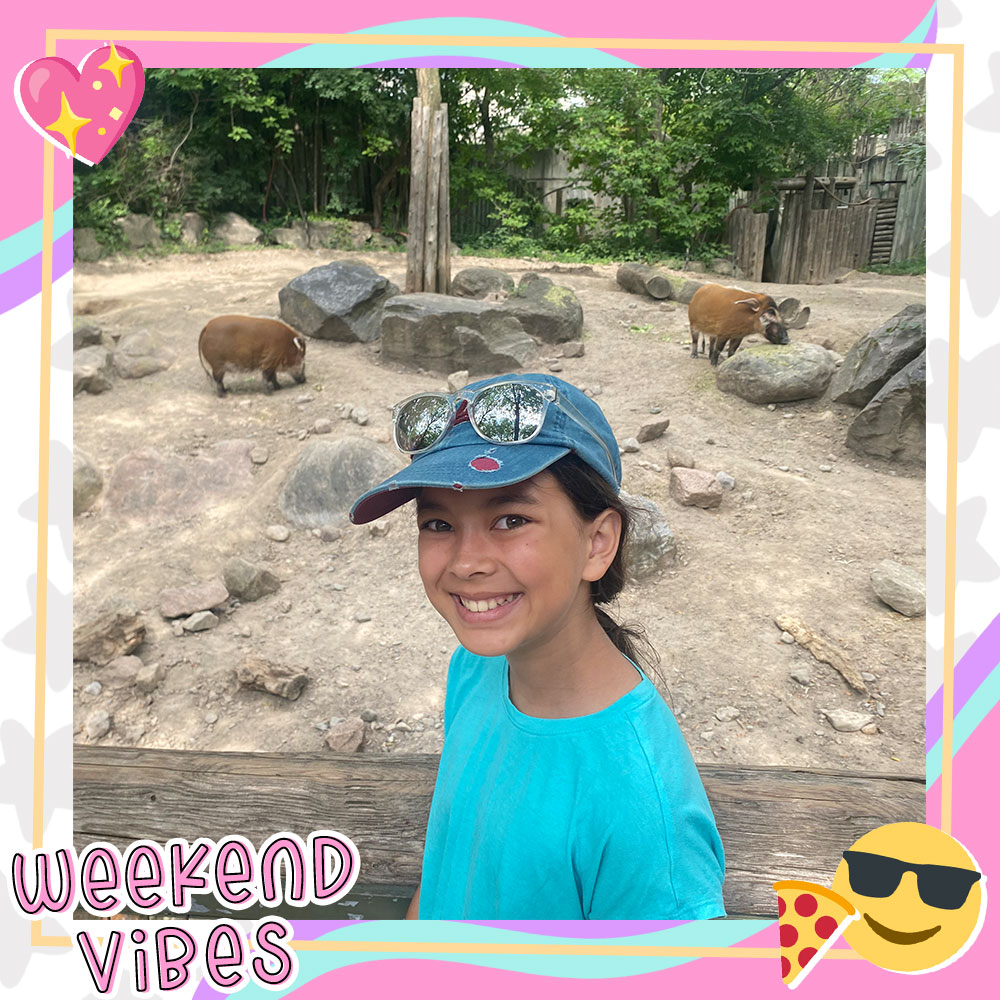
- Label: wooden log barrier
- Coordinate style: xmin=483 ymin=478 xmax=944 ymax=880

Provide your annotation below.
xmin=616 ymin=261 xmax=675 ymax=300
xmin=74 ymin=746 xmax=923 ymax=918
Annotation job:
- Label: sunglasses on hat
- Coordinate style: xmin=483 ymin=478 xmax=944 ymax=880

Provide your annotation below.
xmin=842 ymin=850 xmax=982 ymax=910
xmin=392 ymin=379 xmax=616 ymax=471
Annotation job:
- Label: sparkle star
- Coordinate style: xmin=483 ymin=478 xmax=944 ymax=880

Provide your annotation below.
xmin=45 ymin=92 xmax=91 ymax=157
xmin=97 ymin=40 xmax=134 ymax=87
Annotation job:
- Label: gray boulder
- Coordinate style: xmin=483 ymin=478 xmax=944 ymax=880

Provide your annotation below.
xmin=870 ymin=559 xmax=925 ymax=617
xmin=280 ymin=438 xmax=398 ymax=528
xmin=115 ymin=214 xmax=161 ymax=250
xmin=181 ymin=212 xmax=206 ymax=245
xmin=279 ymin=261 xmax=399 ymax=342
xmin=223 ymin=557 xmax=281 ymax=602
xmin=452 ymin=267 xmax=515 ymax=299
xmin=310 ymin=219 xmax=372 ymax=249
xmin=74 ymin=450 xmax=103 ymax=515
xmin=829 ymin=303 xmax=926 ymax=407
xmin=272 ymin=220 xmax=309 ymax=248
xmin=846 ymin=352 xmax=925 ymax=465
xmin=500 ymin=273 xmax=583 ymax=344
xmin=112 ymin=330 xmax=172 ymax=379
xmin=74 ymin=345 xmax=113 ymax=395
xmin=624 ymin=494 xmax=677 ymax=581
xmin=73 ymin=324 xmax=106 ymax=351
xmin=380 ymin=293 xmax=538 ymax=375
xmin=716 ymin=342 xmax=837 ymax=404
xmin=213 ymin=212 xmax=262 ymax=246
xmin=74 ymin=227 xmax=103 ymax=262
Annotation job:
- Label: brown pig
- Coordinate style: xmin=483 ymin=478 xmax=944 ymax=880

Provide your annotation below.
xmin=198 ymin=315 xmax=306 ymax=396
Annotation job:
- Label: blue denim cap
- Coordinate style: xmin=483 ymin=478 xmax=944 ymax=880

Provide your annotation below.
xmin=349 ymin=373 xmax=622 ymax=524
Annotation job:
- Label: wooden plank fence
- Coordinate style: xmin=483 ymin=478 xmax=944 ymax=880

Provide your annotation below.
xmin=726 ymin=208 xmax=768 ymax=282
xmin=74 ymin=746 xmax=923 ymax=919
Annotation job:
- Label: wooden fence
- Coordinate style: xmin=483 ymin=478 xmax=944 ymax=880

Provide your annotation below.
xmin=74 ymin=745 xmax=923 ymax=919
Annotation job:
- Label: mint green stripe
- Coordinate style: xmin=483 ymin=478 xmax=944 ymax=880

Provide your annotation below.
xmin=858 ymin=3 xmax=936 ymax=67
xmin=232 ymin=919 xmax=772 ymax=997
xmin=926 ymin=661 xmax=1000 ymax=786
xmin=268 ymin=45 xmax=633 ymax=68
xmin=0 ymin=201 xmax=73 ymax=272
xmin=349 ymin=17 xmax=560 ymax=36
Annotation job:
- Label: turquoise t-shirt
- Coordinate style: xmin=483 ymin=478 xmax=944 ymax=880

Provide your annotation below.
xmin=418 ymin=646 xmax=726 ymax=919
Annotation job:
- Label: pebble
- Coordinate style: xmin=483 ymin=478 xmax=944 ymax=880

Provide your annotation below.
xmin=783 ymin=412 xmax=794 ymax=419
xmin=83 ymin=681 xmax=102 ymax=696
xmin=716 ymin=472 xmax=736 ymax=491
xmin=447 ymin=370 xmax=470 ymax=391
xmin=182 ymin=611 xmax=218 ymax=633
xmin=297 ymin=430 xmax=308 ymax=441
xmin=339 ymin=404 xmax=354 ymax=420
xmin=767 ymin=404 xmax=776 ymax=411
xmin=820 ymin=707 xmax=875 ymax=732
xmin=266 ymin=525 xmax=291 ymax=542
xmin=280 ymin=599 xmax=293 ymax=613
xmin=354 ymin=612 xmax=372 ymax=623
xmin=250 ymin=446 xmax=269 ymax=465
xmin=391 ymin=722 xmax=412 ymax=732
xmin=360 ymin=708 xmax=378 ymax=722
xmin=369 ymin=522 xmax=390 ymax=538
xmin=351 ymin=407 xmax=370 ymax=426
xmin=84 ymin=709 xmax=112 ymax=740
xmin=172 ymin=621 xmax=185 ymax=638
xmin=861 ymin=671 xmax=878 ymax=682
xmin=861 ymin=723 xmax=879 ymax=735
xmin=706 ymin=437 xmax=716 ymax=445
xmin=547 ymin=359 xmax=564 ymax=372
xmin=814 ymin=729 xmax=825 ymax=736
xmin=781 ymin=631 xmax=795 ymax=644
xmin=715 ymin=705 xmax=741 ymax=723
xmin=332 ymin=583 xmax=346 ymax=591
xmin=699 ymin=730 xmax=715 ymax=741
xmin=561 ymin=341 xmax=585 ymax=358
xmin=320 ymin=525 xmax=342 ymax=542
xmin=205 ymin=712 xmax=218 ymax=725
xmin=778 ymin=465 xmax=790 ymax=472
xmin=791 ymin=667 xmax=812 ymax=686
xmin=649 ymin=406 xmax=662 ymax=414
xmin=314 ymin=720 xmax=330 ymax=732
xmin=296 ymin=394 xmax=314 ymax=404
xmin=239 ymin=626 xmax=252 ymax=638
xmin=619 ymin=437 xmax=641 ymax=454
xmin=313 ymin=418 xmax=333 ymax=435
xmin=741 ymin=490 xmax=754 ymax=502
xmin=819 ymin=464 xmax=833 ymax=473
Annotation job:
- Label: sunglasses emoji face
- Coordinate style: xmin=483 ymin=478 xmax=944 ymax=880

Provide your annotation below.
xmin=832 ymin=822 xmax=986 ymax=973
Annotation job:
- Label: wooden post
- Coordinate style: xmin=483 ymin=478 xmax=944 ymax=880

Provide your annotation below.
xmin=406 ymin=70 xmax=451 ymax=294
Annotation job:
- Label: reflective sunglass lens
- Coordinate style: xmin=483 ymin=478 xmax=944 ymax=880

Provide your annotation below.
xmin=395 ymin=396 xmax=451 ymax=452
xmin=843 ymin=851 xmax=903 ymax=898
xmin=472 ymin=383 xmax=546 ymax=443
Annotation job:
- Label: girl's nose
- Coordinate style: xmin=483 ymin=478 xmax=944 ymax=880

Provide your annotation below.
xmin=449 ymin=529 xmax=495 ymax=578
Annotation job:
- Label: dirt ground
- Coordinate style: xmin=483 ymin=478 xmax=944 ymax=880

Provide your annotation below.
xmin=73 ymin=248 xmax=926 ymax=778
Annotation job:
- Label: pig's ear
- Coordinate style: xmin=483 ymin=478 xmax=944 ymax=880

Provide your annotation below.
xmin=734 ymin=297 xmax=760 ymax=311
xmin=760 ymin=309 xmax=780 ymax=324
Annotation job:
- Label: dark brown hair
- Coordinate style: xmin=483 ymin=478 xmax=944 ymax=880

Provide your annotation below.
xmin=546 ymin=453 xmax=662 ymax=682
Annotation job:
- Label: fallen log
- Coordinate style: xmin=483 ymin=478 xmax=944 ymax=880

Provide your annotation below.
xmin=616 ymin=261 xmax=675 ymax=300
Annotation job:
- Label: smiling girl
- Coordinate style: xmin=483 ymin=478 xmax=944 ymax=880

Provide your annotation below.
xmin=350 ymin=373 xmax=725 ymax=920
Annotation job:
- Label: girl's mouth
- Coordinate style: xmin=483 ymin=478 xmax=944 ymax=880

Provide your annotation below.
xmin=452 ymin=592 xmax=522 ymax=620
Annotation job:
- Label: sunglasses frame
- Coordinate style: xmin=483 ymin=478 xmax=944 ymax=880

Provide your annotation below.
xmin=392 ymin=379 xmax=616 ymax=473
xmin=842 ymin=850 xmax=983 ymax=910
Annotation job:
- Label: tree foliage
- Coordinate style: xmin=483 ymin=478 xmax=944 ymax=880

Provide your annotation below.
xmin=74 ymin=67 xmax=924 ymax=257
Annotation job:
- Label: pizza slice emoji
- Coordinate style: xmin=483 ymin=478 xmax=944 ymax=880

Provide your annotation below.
xmin=773 ymin=879 xmax=860 ymax=988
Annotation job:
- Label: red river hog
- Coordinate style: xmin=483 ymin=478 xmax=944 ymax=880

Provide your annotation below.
xmin=198 ymin=315 xmax=306 ymax=396
xmin=688 ymin=283 xmax=790 ymax=366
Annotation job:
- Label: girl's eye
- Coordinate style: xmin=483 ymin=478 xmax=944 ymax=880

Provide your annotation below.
xmin=419 ymin=518 xmax=452 ymax=532
xmin=495 ymin=514 xmax=529 ymax=530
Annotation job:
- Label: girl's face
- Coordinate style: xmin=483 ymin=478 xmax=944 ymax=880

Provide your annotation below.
xmin=416 ymin=472 xmax=620 ymax=662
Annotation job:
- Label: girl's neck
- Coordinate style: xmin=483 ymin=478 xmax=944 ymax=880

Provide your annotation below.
xmin=505 ymin=613 xmax=641 ymax=719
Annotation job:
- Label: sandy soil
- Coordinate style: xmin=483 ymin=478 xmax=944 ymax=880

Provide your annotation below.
xmin=73 ymin=248 xmax=926 ymax=778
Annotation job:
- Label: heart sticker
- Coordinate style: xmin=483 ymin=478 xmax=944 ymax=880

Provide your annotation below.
xmin=15 ymin=42 xmax=144 ymax=166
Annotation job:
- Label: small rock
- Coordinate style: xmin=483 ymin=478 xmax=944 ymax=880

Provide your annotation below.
xmin=313 ymin=418 xmax=333 ymax=435
xmin=159 ymin=578 xmax=229 ymax=619
xmin=314 ymin=720 xmax=331 ymax=731
xmin=636 ymin=418 xmax=670 ymax=443
xmin=223 ymin=557 xmax=281 ymax=603
xmin=667 ymin=447 xmax=695 ymax=469
xmin=236 ymin=656 xmax=308 ymax=700
xmin=767 ymin=404 xmax=776 ymax=412
xmin=369 ymin=522 xmax=390 ymax=538
xmin=699 ymin=731 xmax=715 ymax=741
xmin=741 ymin=490 xmax=754 ymax=502
xmin=325 ymin=718 xmax=365 ymax=752
xmin=547 ymin=359 xmax=564 ymax=372
xmin=590 ymin=384 xmax=602 ymax=396
xmin=870 ymin=559 xmax=926 ymax=617
xmin=297 ymin=430 xmax=308 ymax=441
xmin=790 ymin=667 xmax=812 ymax=686
xmin=562 ymin=341 xmax=585 ymax=358
xmin=172 ymin=622 xmax=184 ymax=638
xmin=354 ymin=612 xmax=372 ymax=623
xmin=134 ymin=662 xmax=166 ymax=694
xmin=360 ymin=708 xmax=378 ymax=723
xmin=669 ymin=467 xmax=723 ymax=509
xmin=279 ymin=599 xmax=292 ymax=614
xmin=783 ymin=412 xmax=794 ymax=420
xmin=350 ymin=407 xmax=369 ymax=426
xmin=620 ymin=438 xmax=641 ymax=454
xmin=778 ymin=465 xmax=790 ymax=472
xmin=447 ymin=370 xmax=470 ymax=392
xmin=296 ymin=394 xmax=314 ymax=405
xmin=250 ymin=446 xmax=269 ymax=465
xmin=715 ymin=705 xmax=740 ymax=723
xmin=205 ymin=712 xmax=219 ymax=725
xmin=391 ymin=721 xmax=412 ymax=732
xmin=861 ymin=723 xmax=880 ymax=735
xmin=182 ymin=611 xmax=219 ymax=633
xmin=814 ymin=729 xmax=825 ymax=737
xmin=715 ymin=472 xmax=736 ymax=491
xmin=781 ymin=632 xmax=795 ymax=644
xmin=861 ymin=671 xmax=878 ymax=682
xmin=649 ymin=406 xmax=662 ymax=414
xmin=84 ymin=710 xmax=112 ymax=740
xmin=266 ymin=525 xmax=291 ymax=542
xmin=319 ymin=525 xmax=343 ymax=542
xmin=339 ymin=404 xmax=353 ymax=420
xmin=819 ymin=464 xmax=833 ymax=473
xmin=83 ymin=681 xmax=102 ymax=696
xmin=820 ymin=708 xmax=875 ymax=733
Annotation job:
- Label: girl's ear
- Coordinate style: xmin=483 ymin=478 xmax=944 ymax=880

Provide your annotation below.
xmin=582 ymin=508 xmax=622 ymax=583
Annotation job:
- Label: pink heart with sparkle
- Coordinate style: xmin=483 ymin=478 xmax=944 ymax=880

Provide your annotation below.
xmin=15 ymin=43 xmax=144 ymax=165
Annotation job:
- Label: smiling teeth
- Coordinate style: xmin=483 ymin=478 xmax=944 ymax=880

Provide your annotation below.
xmin=459 ymin=594 xmax=516 ymax=613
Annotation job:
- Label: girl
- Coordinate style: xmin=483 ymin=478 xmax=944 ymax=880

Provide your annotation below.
xmin=350 ymin=373 xmax=725 ymax=920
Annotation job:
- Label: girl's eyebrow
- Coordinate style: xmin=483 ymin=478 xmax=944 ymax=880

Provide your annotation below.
xmin=415 ymin=487 xmax=541 ymax=515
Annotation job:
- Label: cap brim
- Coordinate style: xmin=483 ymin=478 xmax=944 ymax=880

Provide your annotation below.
xmin=350 ymin=441 xmax=571 ymax=524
